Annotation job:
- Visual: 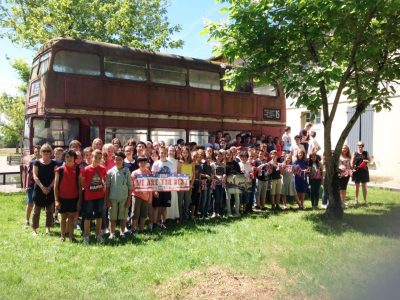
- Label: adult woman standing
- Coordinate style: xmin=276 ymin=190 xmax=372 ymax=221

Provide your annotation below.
xmin=351 ymin=141 xmax=370 ymax=205
xmin=32 ymin=144 xmax=58 ymax=236
xmin=338 ymin=145 xmax=352 ymax=207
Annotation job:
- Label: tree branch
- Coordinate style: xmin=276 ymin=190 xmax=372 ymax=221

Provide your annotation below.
xmin=334 ymin=47 xmax=389 ymax=156
xmin=329 ymin=5 xmax=377 ymax=127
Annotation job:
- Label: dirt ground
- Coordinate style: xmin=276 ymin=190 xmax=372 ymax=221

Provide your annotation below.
xmin=157 ymin=263 xmax=320 ymax=300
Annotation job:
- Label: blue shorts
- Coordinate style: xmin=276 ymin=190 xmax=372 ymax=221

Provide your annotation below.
xmin=83 ymin=198 xmax=104 ymax=220
xmin=26 ymin=186 xmax=34 ymax=204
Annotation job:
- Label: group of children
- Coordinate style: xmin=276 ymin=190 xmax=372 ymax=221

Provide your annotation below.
xmin=24 ymin=125 xmax=369 ymax=243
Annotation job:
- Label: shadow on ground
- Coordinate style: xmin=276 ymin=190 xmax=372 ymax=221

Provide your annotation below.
xmin=304 ymin=202 xmax=400 ymax=238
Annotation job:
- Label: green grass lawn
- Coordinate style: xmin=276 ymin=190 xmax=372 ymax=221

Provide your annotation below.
xmin=0 ymin=189 xmax=399 ymax=299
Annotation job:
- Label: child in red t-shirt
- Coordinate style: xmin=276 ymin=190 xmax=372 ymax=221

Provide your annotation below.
xmin=79 ymin=149 xmax=107 ymax=243
xmin=54 ymin=150 xmax=80 ymax=242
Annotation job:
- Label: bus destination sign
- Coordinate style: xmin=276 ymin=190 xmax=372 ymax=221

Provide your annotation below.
xmin=263 ymin=108 xmax=281 ymax=120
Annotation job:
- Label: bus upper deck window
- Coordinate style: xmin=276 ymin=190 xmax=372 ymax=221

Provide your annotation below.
xmin=53 ymin=50 xmax=100 ymax=76
xmin=253 ymin=84 xmax=278 ymax=97
xmin=150 ymin=64 xmax=186 ymax=86
xmin=189 ymin=70 xmax=220 ymax=90
xmin=104 ymin=57 xmax=147 ymax=81
xmin=38 ymin=52 xmax=50 ymax=75
xmin=30 ymin=59 xmax=39 ymax=80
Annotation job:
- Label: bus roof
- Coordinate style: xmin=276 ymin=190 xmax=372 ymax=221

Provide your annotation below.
xmin=34 ymin=37 xmax=222 ymax=71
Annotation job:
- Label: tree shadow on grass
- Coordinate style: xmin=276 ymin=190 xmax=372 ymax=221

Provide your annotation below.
xmin=100 ymin=211 xmax=271 ymax=246
xmin=304 ymin=202 xmax=400 ymax=238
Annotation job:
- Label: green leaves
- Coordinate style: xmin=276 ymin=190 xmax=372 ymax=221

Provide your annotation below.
xmin=0 ymin=0 xmax=183 ymax=51
xmin=0 ymin=94 xmax=24 ymax=144
xmin=0 ymin=59 xmax=28 ymax=146
xmin=205 ymin=0 xmax=400 ymax=114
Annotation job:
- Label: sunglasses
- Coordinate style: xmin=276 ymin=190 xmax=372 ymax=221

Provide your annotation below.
xmin=42 ymin=150 xmax=51 ymax=153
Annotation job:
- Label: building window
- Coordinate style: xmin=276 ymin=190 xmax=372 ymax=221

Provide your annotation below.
xmin=304 ymin=110 xmax=322 ymax=124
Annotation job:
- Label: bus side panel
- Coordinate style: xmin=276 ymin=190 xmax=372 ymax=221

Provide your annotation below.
xmin=149 ymin=85 xmax=187 ymax=114
xmin=222 ymin=92 xmax=254 ymax=119
xmin=188 ymin=89 xmax=222 ymax=117
xmin=64 ymin=76 xmax=104 ymax=108
xmin=103 ymin=80 xmax=149 ymax=111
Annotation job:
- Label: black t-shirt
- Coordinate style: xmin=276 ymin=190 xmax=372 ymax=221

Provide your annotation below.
xmin=269 ymin=162 xmax=281 ymax=180
xmin=124 ymin=159 xmax=139 ymax=173
xmin=225 ymin=160 xmax=241 ymax=176
xmin=33 ymin=160 xmax=57 ymax=206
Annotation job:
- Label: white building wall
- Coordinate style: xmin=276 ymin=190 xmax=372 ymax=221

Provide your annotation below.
xmin=286 ymin=93 xmax=400 ymax=183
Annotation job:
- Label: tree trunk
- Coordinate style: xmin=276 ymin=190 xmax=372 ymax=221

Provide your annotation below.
xmin=324 ymin=169 xmax=343 ymax=219
xmin=323 ymin=122 xmax=344 ymax=219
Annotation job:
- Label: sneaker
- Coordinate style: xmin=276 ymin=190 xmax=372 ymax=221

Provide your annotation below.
xmin=32 ymin=230 xmax=38 ymax=237
xmin=83 ymin=236 xmax=90 ymax=244
xmin=25 ymin=220 xmax=30 ymax=227
xmin=283 ymin=205 xmax=287 ymax=210
xmin=60 ymin=237 xmax=66 ymax=242
xmin=120 ymin=232 xmax=125 ymax=239
xmin=124 ymin=228 xmax=130 ymax=234
xmin=158 ymin=222 xmax=167 ymax=229
xmin=130 ymin=230 xmax=137 ymax=237
xmin=45 ymin=228 xmax=51 ymax=235
xmin=108 ymin=233 xmax=115 ymax=240
xmin=211 ymin=213 xmax=217 ymax=218
xmin=321 ymin=204 xmax=327 ymax=209
xmin=96 ymin=235 xmax=104 ymax=243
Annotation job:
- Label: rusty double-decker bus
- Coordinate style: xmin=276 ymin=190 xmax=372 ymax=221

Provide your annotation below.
xmin=24 ymin=38 xmax=286 ymax=155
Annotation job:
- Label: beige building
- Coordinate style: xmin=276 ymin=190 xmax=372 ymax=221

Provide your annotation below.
xmin=286 ymin=89 xmax=400 ymax=186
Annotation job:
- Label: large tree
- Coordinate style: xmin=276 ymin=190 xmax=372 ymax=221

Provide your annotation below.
xmin=0 ymin=0 xmax=183 ymax=51
xmin=205 ymin=0 xmax=400 ymax=218
xmin=0 ymin=58 xmax=29 ymax=153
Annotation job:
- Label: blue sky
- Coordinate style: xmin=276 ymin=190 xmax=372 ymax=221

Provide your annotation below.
xmin=0 ymin=0 xmax=226 ymax=95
